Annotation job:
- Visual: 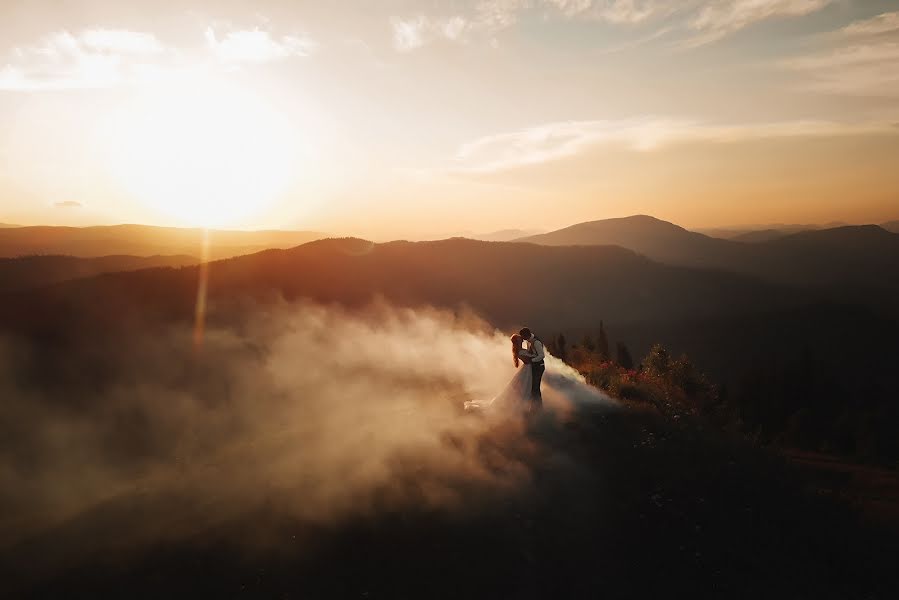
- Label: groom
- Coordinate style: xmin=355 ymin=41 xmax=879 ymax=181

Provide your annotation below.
xmin=519 ymin=327 xmax=545 ymax=409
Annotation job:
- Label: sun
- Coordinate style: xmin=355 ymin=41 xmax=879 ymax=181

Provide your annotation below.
xmin=108 ymin=81 xmax=297 ymax=228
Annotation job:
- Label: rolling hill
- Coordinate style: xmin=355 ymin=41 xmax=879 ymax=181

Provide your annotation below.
xmin=0 ymin=224 xmax=325 ymax=260
xmin=517 ymin=215 xmax=739 ymax=268
xmin=0 ymin=237 xmax=804 ymax=342
xmin=1 ymin=237 xmax=894 ymax=396
xmin=0 ymin=254 xmax=198 ymax=292
xmin=729 ymin=229 xmax=793 ymax=243
xmin=516 ymin=215 xmax=899 ymax=290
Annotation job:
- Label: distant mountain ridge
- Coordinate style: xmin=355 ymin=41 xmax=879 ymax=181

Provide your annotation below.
xmin=0 ymin=224 xmax=325 ymax=259
xmin=697 ymin=222 xmax=847 ymax=240
xmin=0 ymin=236 xmax=803 ymax=344
xmin=515 ymin=215 xmax=899 ymax=290
xmin=1 ymin=236 xmax=895 ymax=410
xmin=0 ymin=254 xmax=198 ymax=292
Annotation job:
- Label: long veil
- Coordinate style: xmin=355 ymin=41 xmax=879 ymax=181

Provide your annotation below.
xmin=465 ymin=362 xmax=532 ymax=413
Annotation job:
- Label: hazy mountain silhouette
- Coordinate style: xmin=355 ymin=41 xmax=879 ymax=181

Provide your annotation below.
xmin=0 ymin=237 xmax=800 ymax=339
xmin=729 ymin=229 xmax=792 ymax=243
xmin=467 ymin=228 xmax=543 ymax=242
xmin=882 ymin=220 xmax=899 ymax=234
xmin=0 ymin=254 xmax=198 ymax=292
xmin=517 ymin=215 xmax=738 ymax=268
xmin=0 ymin=224 xmax=324 ymax=260
xmin=698 ymin=222 xmax=846 ymax=239
xmin=2 ymin=237 xmax=893 ymax=393
xmin=516 ymin=216 xmax=899 ymax=290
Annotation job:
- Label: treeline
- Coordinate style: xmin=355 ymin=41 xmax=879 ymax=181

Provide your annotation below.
xmin=549 ymin=322 xmax=899 ymax=465
xmin=545 ymin=321 xmax=635 ymax=369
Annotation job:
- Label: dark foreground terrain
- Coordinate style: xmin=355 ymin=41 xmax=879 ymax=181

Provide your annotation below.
xmin=3 ymin=397 xmax=897 ymax=599
xmin=1 ymin=236 xmax=897 ymax=598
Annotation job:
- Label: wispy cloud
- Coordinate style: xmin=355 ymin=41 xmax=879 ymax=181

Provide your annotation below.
xmin=390 ymin=13 xmax=483 ymax=52
xmin=840 ymin=11 xmax=899 ymax=37
xmin=205 ymin=27 xmax=315 ymax=63
xmin=0 ymin=25 xmax=315 ymax=91
xmin=685 ymin=0 xmax=833 ymax=47
xmin=545 ymin=0 xmax=671 ymax=24
xmin=783 ymin=11 xmax=899 ymax=96
xmin=53 ymin=200 xmax=83 ymax=208
xmin=390 ymin=1 xmax=834 ymax=52
xmin=0 ymin=29 xmax=171 ymax=91
xmin=77 ymin=29 xmax=165 ymax=54
xmin=393 ymin=1 xmax=671 ymax=52
xmin=391 ymin=16 xmax=428 ymax=52
xmin=453 ymin=117 xmax=893 ymax=172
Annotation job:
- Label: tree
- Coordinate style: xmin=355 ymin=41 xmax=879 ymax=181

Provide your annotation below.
xmin=643 ymin=343 xmax=672 ymax=376
xmin=556 ymin=333 xmax=568 ymax=361
xmin=582 ymin=334 xmax=596 ymax=353
xmin=597 ymin=320 xmax=610 ymax=360
xmin=616 ymin=342 xmax=634 ymax=370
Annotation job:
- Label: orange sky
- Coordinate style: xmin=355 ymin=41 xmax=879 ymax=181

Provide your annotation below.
xmin=1 ymin=1 xmax=898 ymax=239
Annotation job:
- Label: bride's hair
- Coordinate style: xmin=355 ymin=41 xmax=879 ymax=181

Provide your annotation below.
xmin=511 ymin=334 xmax=523 ymax=367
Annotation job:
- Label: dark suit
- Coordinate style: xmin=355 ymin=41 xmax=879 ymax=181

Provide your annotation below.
xmin=528 ymin=336 xmax=545 ymax=408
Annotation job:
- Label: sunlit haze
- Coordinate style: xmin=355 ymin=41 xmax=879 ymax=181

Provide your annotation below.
xmin=1 ymin=1 xmax=898 ymax=237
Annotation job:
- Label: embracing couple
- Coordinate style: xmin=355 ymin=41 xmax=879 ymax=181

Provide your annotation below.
xmin=511 ymin=327 xmax=545 ymax=409
xmin=465 ymin=326 xmax=546 ymax=414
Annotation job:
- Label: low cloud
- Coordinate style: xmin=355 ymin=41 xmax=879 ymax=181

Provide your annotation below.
xmin=0 ymin=300 xmax=609 ymax=553
xmin=453 ymin=117 xmax=893 ymax=172
xmin=53 ymin=200 xmax=82 ymax=208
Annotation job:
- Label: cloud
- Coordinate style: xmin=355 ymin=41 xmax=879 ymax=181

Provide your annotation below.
xmin=53 ymin=200 xmax=82 ymax=208
xmin=78 ymin=29 xmax=165 ymax=54
xmin=452 ymin=117 xmax=893 ymax=172
xmin=545 ymin=0 xmax=671 ymax=24
xmin=391 ymin=16 xmax=429 ymax=51
xmin=0 ymin=300 xmax=606 ymax=551
xmin=783 ymin=11 xmax=899 ymax=96
xmin=0 ymin=25 xmax=315 ymax=91
xmin=0 ymin=29 xmax=172 ymax=91
xmin=840 ymin=11 xmax=899 ymax=37
xmin=685 ymin=0 xmax=833 ymax=47
xmin=390 ymin=15 xmax=472 ymax=51
xmin=205 ymin=27 xmax=315 ymax=63
xmin=389 ymin=1 xmax=833 ymax=51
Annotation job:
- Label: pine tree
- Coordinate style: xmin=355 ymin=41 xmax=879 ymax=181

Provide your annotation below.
xmin=616 ymin=342 xmax=634 ymax=370
xmin=556 ymin=333 xmax=567 ymax=361
xmin=582 ymin=334 xmax=596 ymax=353
xmin=597 ymin=320 xmax=610 ymax=360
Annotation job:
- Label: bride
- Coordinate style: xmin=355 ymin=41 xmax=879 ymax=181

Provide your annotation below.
xmin=464 ymin=334 xmax=535 ymax=413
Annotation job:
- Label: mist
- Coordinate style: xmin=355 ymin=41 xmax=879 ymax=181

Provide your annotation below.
xmin=0 ymin=299 xmax=613 ymax=557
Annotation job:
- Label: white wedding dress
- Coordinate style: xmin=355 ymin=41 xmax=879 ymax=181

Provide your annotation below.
xmin=465 ymin=349 xmax=534 ymax=414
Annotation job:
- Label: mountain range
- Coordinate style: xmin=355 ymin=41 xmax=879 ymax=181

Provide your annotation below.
xmin=516 ymin=215 xmax=899 ymax=294
xmin=0 ymin=254 xmax=198 ymax=292
xmin=0 ymin=223 xmax=324 ymax=260
xmin=1 ymin=220 xmax=897 ymax=481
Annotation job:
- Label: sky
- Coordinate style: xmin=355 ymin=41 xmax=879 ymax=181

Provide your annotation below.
xmin=0 ymin=0 xmax=898 ymax=239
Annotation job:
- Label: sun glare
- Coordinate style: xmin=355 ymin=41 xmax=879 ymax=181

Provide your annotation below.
xmin=108 ymin=81 xmax=297 ymax=227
